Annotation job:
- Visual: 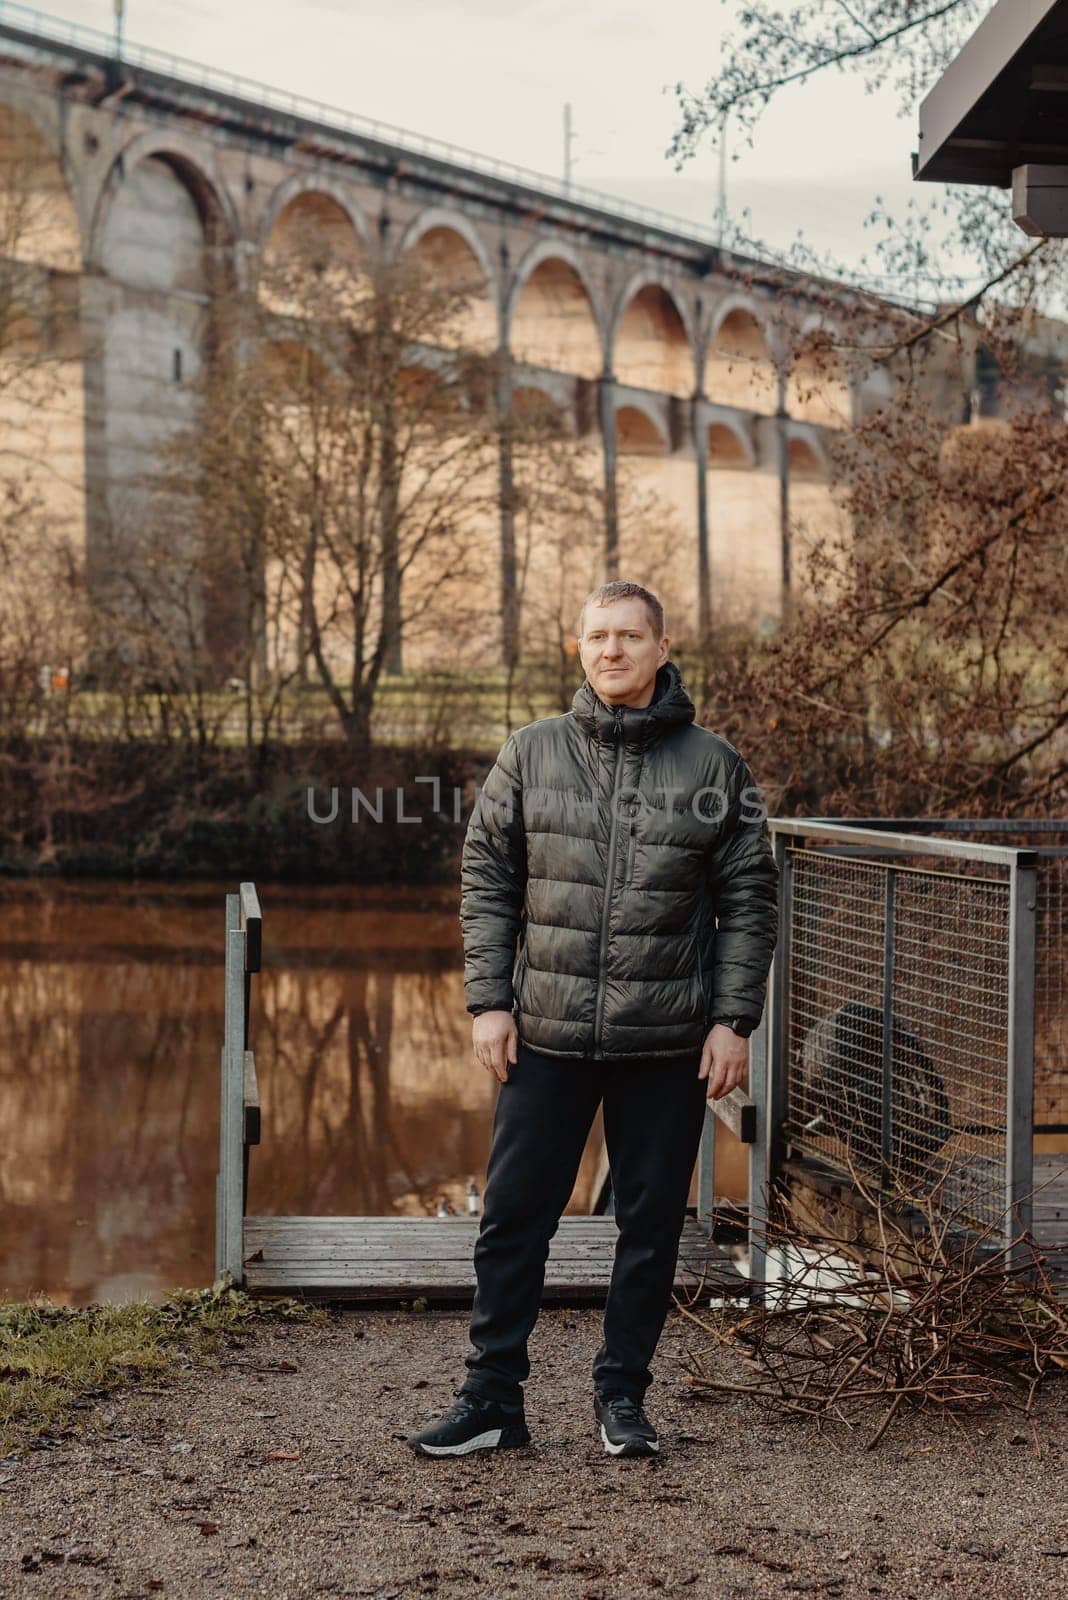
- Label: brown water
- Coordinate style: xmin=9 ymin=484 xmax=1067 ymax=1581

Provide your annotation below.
xmin=2 ymin=880 xmax=746 ymax=1306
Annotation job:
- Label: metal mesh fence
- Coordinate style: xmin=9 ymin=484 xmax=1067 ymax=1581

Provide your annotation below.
xmin=1036 ymin=853 xmax=1068 ymax=1131
xmin=784 ymin=846 xmax=1012 ymax=1230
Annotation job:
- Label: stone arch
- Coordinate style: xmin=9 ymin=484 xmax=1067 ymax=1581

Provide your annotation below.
xmin=616 ymin=402 xmax=669 ymax=456
xmin=263 ymin=190 xmax=365 ymax=276
xmin=706 ymin=302 xmax=778 ymax=416
xmin=787 ymin=432 xmax=830 ymax=478
xmin=610 ymin=276 xmax=695 ymax=397
xmin=400 ymin=211 xmax=497 ymax=352
xmin=260 ymin=187 xmax=368 ymax=320
xmin=88 ymin=130 xmax=237 ymax=281
xmin=506 ymin=242 xmax=605 ymax=378
xmin=259 ymin=172 xmax=371 ymax=255
xmin=401 ymin=208 xmax=495 ymax=295
xmin=0 ymin=103 xmax=81 ymax=271
xmin=707 ymin=419 xmax=755 ymax=468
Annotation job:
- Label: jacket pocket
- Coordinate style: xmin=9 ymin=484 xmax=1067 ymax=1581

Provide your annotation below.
xmin=625 ymin=822 xmax=637 ymax=885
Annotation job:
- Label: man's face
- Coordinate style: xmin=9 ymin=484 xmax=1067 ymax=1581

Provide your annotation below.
xmin=578 ymin=598 xmax=669 ymax=708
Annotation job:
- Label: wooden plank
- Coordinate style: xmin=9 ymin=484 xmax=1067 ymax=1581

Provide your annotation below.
xmin=243 ymin=1260 xmax=738 ymax=1285
xmin=244 ymin=1215 xmax=629 ymax=1227
xmin=245 ymin=1243 xmax=630 ymax=1260
xmin=241 ymin=1219 xmax=721 ymax=1245
xmin=240 ymin=1214 xmax=741 ymax=1299
xmin=245 ymin=1283 xmax=611 ymax=1304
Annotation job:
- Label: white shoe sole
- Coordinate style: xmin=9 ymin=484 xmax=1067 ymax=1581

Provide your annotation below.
xmin=600 ymin=1422 xmax=658 ymax=1456
xmin=413 ymin=1426 xmax=505 ymax=1455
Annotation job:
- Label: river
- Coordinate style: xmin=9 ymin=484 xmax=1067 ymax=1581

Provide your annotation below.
xmin=0 ymin=879 xmax=745 ymax=1305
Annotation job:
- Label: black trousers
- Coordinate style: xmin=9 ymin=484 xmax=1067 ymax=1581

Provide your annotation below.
xmin=459 ymin=1039 xmax=709 ymax=1407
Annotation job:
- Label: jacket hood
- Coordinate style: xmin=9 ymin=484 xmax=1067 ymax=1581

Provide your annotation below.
xmin=571 ymin=658 xmax=696 ymax=748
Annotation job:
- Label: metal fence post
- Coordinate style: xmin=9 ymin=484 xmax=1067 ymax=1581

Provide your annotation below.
xmin=215 ymin=894 xmax=246 ymax=1284
xmin=880 ymin=868 xmax=897 ymax=1189
xmin=748 ymin=1005 xmax=770 ymax=1301
xmin=1006 ymin=852 xmax=1038 ymax=1267
xmin=749 ymin=828 xmax=790 ymax=1305
xmin=696 ymin=1105 xmax=716 ymax=1232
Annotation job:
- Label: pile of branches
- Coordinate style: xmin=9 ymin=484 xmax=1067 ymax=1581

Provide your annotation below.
xmin=676 ymin=1151 xmax=1068 ymax=1448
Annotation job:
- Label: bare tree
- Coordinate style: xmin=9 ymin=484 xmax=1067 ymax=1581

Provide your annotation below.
xmin=0 ymin=115 xmax=87 ymax=737
xmin=664 ymin=3 xmax=1067 ymax=818
xmin=188 ymin=219 xmax=521 ymax=756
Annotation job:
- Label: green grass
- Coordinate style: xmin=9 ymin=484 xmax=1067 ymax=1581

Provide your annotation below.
xmin=0 ymin=1282 xmax=327 ymax=1456
xmin=28 ymin=662 xmax=578 ymax=750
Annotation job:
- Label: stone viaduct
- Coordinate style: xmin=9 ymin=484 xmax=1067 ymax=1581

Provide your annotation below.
xmin=0 ymin=6 xmax=951 ymax=674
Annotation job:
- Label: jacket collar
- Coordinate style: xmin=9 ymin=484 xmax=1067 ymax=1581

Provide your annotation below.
xmin=571 ymin=658 xmax=696 ymax=748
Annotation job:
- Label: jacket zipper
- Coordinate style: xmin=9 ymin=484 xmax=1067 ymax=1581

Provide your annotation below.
xmin=593 ymin=709 xmax=625 ymax=1057
xmin=625 ymin=822 xmax=637 ymax=884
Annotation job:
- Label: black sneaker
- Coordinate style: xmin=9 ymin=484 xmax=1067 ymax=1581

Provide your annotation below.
xmin=594 ymin=1390 xmax=659 ymax=1457
xmin=407 ymin=1390 xmax=531 ymax=1457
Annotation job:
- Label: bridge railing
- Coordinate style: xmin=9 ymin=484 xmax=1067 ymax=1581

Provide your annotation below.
xmin=0 ymin=1 xmax=940 ymax=306
xmin=747 ymin=818 xmax=1067 ymax=1290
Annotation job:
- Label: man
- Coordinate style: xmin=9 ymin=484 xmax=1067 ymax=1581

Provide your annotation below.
xmin=408 ymin=579 xmax=778 ymax=1459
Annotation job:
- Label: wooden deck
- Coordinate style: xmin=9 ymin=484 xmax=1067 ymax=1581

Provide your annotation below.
xmin=218 ymin=883 xmax=1067 ymax=1304
xmin=238 ymin=1160 xmax=1066 ymax=1303
xmin=242 ymin=1214 xmax=744 ymax=1302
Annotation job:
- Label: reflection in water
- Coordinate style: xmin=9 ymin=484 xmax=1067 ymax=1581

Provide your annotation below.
xmin=3 ymin=880 xmax=748 ymax=1306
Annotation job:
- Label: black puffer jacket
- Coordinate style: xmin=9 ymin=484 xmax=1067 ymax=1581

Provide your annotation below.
xmin=460 ymin=659 xmax=779 ymax=1059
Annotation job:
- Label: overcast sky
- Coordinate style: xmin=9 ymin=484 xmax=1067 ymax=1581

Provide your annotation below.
xmin=49 ymin=0 xmax=985 ymax=290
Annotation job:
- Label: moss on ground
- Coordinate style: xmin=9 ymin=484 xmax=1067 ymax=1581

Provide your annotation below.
xmin=0 ymin=1280 xmax=328 ymax=1456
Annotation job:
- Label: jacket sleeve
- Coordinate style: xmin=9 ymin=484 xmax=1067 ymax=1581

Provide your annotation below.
xmin=705 ymin=753 xmax=779 ymax=1023
xmin=460 ymin=731 xmax=527 ymax=1015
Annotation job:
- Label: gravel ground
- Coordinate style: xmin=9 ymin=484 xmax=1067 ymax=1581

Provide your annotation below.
xmin=1 ymin=1305 xmax=1066 ymax=1600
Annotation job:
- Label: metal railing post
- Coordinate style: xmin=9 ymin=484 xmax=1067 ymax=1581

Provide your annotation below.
xmin=749 ymin=829 xmax=790 ymax=1305
xmin=215 ymin=895 xmax=247 ymax=1284
xmin=747 ymin=1006 xmax=770 ymax=1301
xmin=880 ymin=868 xmax=897 ymax=1189
xmin=1006 ymin=853 xmax=1038 ymax=1267
xmin=696 ymin=1105 xmax=716 ymax=1232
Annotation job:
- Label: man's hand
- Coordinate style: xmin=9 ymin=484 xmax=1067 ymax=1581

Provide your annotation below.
xmin=473 ymin=1010 xmax=518 ymax=1082
xmin=698 ymin=1022 xmax=749 ymax=1102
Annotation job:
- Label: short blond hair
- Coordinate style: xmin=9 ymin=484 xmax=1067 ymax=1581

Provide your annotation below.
xmin=578 ymin=579 xmax=665 ymax=640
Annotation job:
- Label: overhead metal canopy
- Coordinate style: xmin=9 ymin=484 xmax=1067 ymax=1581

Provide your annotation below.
xmin=915 ymin=0 xmax=1068 ymax=187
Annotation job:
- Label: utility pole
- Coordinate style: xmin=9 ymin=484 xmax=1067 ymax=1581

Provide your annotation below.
xmin=715 ymin=112 xmax=728 ymax=246
xmin=563 ymin=102 xmax=575 ymax=191
xmin=114 ymin=0 xmax=125 ymax=58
